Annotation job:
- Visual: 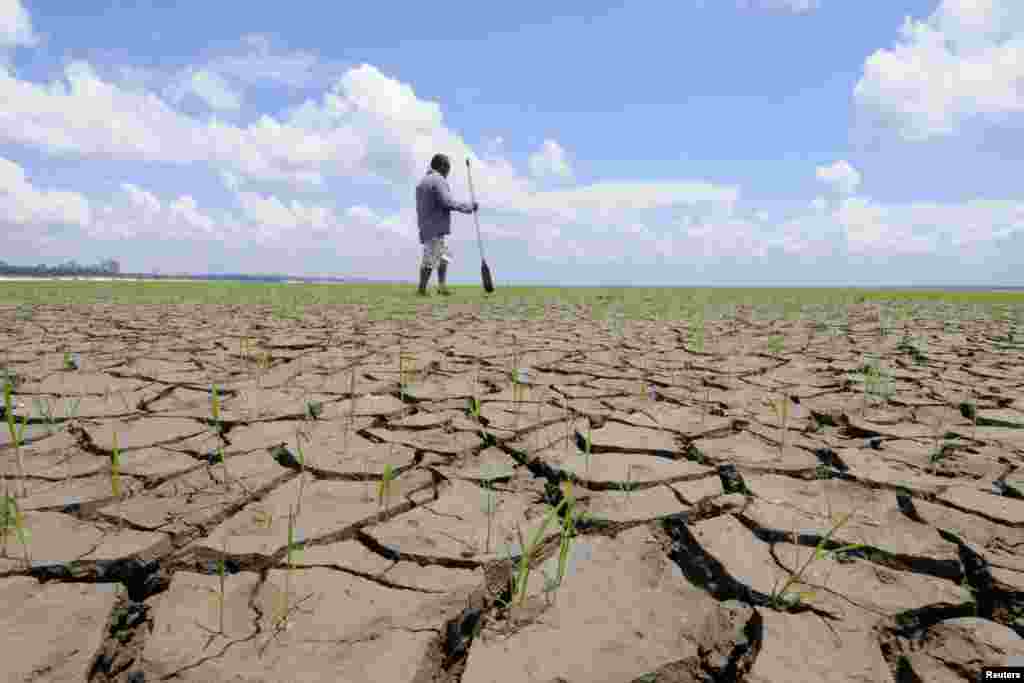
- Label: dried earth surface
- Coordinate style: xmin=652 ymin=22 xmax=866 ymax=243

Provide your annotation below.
xmin=2 ymin=299 xmax=1024 ymax=682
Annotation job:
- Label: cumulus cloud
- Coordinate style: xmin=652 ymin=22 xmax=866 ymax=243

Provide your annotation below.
xmin=518 ymin=181 xmax=739 ymax=225
xmin=0 ymin=157 xmax=91 ymax=228
xmin=0 ymin=56 xmax=741 ymax=238
xmin=83 ymin=182 xmax=225 ymax=241
xmin=854 ymin=0 xmax=1024 ymax=140
xmin=776 ymin=193 xmax=1024 ymax=259
xmin=0 ymin=0 xmax=36 ymax=49
xmin=235 ymin=190 xmax=334 ymax=235
xmin=210 ymin=33 xmax=349 ymax=90
xmin=0 ymin=61 xmax=366 ymax=187
xmin=528 ymin=139 xmax=574 ymax=183
xmin=166 ymin=68 xmax=243 ymax=111
xmin=815 ymin=160 xmax=862 ymax=195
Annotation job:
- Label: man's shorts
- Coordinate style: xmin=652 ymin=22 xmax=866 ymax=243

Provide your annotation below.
xmin=421 ymin=236 xmax=452 ymax=269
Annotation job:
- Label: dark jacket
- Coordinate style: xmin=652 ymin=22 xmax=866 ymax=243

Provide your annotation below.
xmin=416 ymin=170 xmax=474 ymax=243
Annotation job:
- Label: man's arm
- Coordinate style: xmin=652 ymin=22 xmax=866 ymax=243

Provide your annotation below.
xmin=434 ymin=177 xmax=476 ymax=213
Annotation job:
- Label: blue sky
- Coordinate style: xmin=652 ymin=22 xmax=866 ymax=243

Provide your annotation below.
xmin=2 ymin=0 xmax=1023 ymax=286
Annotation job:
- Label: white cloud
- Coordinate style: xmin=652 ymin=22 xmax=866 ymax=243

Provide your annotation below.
xmin=815 ymin=160 xmax=862 ymax=195
xmin=0 ymin=0 xmax=36 ymax=49
xmin=169 ymin=196 xmax=215 ymax=233
xmin=736 ymin=0 xmax=820 ymax=14
xmin=0 ymin=61 xmax=365 ymax=187
xmin=0 ymin=57 xmax=737 ymax=232
xmin=777 ymin=193 xmax=1024 ymax=258
xmin=517 ymin=181 xmax=739 ymax=224
xmin=854 ymin=0 xmax=1024 ymax=140
xmin=0 ymin=157 xmax=91 ymax=227
xmin=167 ymin=68 xmax=242 ymax=111
xmin=84 ymin=183 xmax=225 ymax=241
xmin=210 ymin=33 xmax=348 ymax=90
xmin=121 ymin=182 xmax=161 ymax=215
xmin=528 ymin=139 xmax=574 ymax=183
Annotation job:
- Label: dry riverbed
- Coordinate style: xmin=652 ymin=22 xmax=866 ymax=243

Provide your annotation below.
xmin=2 ymin=299 xmax=1024 ymax=682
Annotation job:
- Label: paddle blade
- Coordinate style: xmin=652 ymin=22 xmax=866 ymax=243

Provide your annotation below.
xmin=481 ymin=261 xmax=494 ymax=293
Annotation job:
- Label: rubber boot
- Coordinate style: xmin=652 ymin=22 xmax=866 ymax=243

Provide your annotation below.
xmin=417 ymin=266 xmax=432 ymax=296
xmin=437 ymin=262 xmax=451 ymax=295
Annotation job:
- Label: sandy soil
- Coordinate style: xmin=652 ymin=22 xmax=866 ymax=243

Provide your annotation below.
xmin=1 ymin=299 xmax=1023 ymax=682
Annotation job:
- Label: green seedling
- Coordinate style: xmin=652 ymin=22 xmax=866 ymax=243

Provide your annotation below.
xmin=208 ymin=534 xmax=229 ymax=636
xmin=65 ymin=396 xmax=81 ymax=422
xmin=378 ymin=463 xmax=395 ymax=522
xmin=468 ymin=362 xmax=483 ymax=423
xmin=111 ymin=430 xmax=123 ymax=532
xmin=767 ymin=335 xmax=784 ymax=356
xmin=285 ymin=505 xmax=303 ymax=568
xmin=0 ymin=493 xmax=31 ymax=568
xmin=619 ymin=464 xmax=636 ymax=510
xmin=851 ymin=355 xmax=882 ymax=417
xmin=503 ymin=494 xmax=570 ymax=611
xmin=542 ymin=480 xmax=582 ymax=605
xmin=257 ymin=350 xmax=271 ymax=387
xmin=772 ymin=393 xmax=791 ymax=458
xmin=929 ymin=439 xmax=955 ymax=475
xmin=814 ymin=463 xmax=833 ymax=480
xmin=468 ymin=394 xmax=482 ymax=421
xmin=271 ymin=505 xmax=306 ymax=636
xmin=479 ymin=464 xmax=515 ymax=554
xmin=690 ymin=318 xmax=705 ymax=353
xmin=511 ymin=362 xmax=529 ymax=410
xmin=304 ymin=400 xmax=322 ymax=421
xmin=63 ymin=351 xmax=79 ymax=371
xmin=865 ymin=360 xmax=896 ymax=411
xmin=4 ymin=375 xmax=29 ymax=498
xmin=208 ymin=384 xmax=230 ymax=486
xmin=33 ymin=397 xmax=56 ymax=436
xmin=209 ymin=383 xmax=222 ymax=433
xmin=964 ymin=392 xmax=978 ymax=439
xmin=293 ymin=431 xmax=308 ymax=516
xmin=253 ymin=508 xmax=273 ymax=529
xmin=398 ymin=351 xmax=415 ymax=402
xmin=879 ymin=311 xmax=892 ymax=338
xmin=769 ymin=508 xmax=866 ymax=610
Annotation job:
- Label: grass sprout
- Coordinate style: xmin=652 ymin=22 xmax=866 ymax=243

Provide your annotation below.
xmin=3 ymin=374 xmax=29 ymax=499
xmin=111 ymin=430 xmax=124 ymax=532
xmin=619 ymin=464 xmax=636 ymax=510
xmin=293 ymin=431 xmax=308 ymax=517
xmin=0 ymin=492 xmax=31 ymax=568
xmin=502 ymin=493 xmax=571 ymax=611
xmin=399 ymin=351 xmax=415 ymax=402
xmin=769 ymin=507 xmax=866 ymax=610
xmin=378 ymin=463 xmax=395 ymax=522
xmin=772 ymin=392 xmax=791 ymax=458
xmin=479 ymin=463 xmax=515 ymax=554
xmin=542 ymin=480 xmax=582 ymax=605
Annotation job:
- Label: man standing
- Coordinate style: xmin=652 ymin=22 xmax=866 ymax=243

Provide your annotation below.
xmin=416 ymin=153 xmax=478 ymax=296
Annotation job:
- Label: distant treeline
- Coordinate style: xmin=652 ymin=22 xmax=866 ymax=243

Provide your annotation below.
xmin=0 ymin=261 xmax=363 ymax=283
xmin=1 ymin=259 xmax=121 ymax=277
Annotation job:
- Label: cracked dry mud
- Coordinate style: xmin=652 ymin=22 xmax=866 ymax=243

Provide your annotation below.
xmin=2 ymin=299 xmax=1024 ymax=682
